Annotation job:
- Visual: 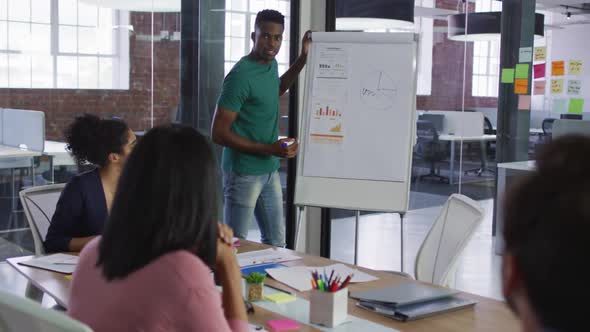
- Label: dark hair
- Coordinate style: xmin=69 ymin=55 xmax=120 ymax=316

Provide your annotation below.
xmin=97 ymin=125 xmax=219 ymax=280
xmin=64 ymin=114 xmax=129 ymax=168
xmin=255 ymin=9 xmax=284 ymax=28
xmin=503 ymin=134 xmax=590 ymax=332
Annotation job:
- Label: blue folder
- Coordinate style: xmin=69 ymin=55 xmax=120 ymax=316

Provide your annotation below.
xmin=241 ymin=263 xmax=286 ymax=276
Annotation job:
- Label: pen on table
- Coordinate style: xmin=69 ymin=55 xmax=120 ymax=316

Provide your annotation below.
xmin=264 ymin=282 xmax=294 ymax=295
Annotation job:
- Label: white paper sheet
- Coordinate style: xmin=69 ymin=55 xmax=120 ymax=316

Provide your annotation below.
xmin=18 ymin=253 xmax=79 ymax=274
xmin=265 ymin=263 xmax=379 ymax=292
xmin=237 ymin=248 xmax=302 ymax=268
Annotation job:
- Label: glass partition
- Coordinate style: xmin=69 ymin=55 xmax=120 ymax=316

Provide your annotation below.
xmin=0 ymin=0 xmax=180 ymax=258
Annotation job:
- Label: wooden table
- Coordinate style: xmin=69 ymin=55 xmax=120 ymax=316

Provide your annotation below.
xmin=7 ymin=241 xmax=519 ymax=331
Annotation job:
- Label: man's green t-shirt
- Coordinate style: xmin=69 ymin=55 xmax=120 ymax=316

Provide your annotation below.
xmin=217 ymin=56 xmax=280 ymax=175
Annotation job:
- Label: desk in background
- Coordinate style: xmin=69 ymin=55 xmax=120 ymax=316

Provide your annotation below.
xmin=7 ymin=240 xmax=519 ymax=332
xmin=494 ymin=161 xmax=536 ymax=254
xmin=438 ymin=134 xmax=497 ymax=185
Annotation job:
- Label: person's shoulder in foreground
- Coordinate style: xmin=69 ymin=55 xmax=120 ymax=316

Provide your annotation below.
xmin=502 ymin=134 xmax=590 ymax=332
xmin=69 ymin=237 xmax=248 ymax=332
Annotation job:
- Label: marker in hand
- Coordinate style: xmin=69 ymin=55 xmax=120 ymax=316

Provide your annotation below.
xmin=281 ymin=139 xmax=296 ymax=148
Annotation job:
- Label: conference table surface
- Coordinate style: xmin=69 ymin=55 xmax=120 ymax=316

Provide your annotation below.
xmin=6 ymin=241 xmax=519 ymax=332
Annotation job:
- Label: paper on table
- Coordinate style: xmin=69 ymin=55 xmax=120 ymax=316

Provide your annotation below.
xmin=18 ymin=254 xmax=79 ymax=274
xmin=265 ymin=263 xmax=379 ymax=292
xmin=237 ymin=248 xmax=302 ymax=268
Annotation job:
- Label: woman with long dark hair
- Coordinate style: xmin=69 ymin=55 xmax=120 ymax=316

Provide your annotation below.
xmin=68 ymin=125 xmax=247 ymax=331
xmin=44 ymin=114 xmax=136 ymax=253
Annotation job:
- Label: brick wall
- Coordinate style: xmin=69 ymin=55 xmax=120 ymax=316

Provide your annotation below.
xmin=0 ymin=7 xmax=500 ymax=140
xmin=417 ymin=0 xmax=498 ymax=111
xmin=0 ymin=13 xmax=180 ymax=140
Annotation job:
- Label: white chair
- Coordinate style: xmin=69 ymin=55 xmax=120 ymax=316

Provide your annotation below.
xmin=0 ymin=290 xmax=93 ymax=332
xmin=19 ymin=184 xmax=66 ymax=255
xmin=414 ymin=194 xmax=484 ymax=286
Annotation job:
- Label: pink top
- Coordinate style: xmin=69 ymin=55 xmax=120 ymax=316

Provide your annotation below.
xmin=68 ymin=238 xmax=248 ymax=332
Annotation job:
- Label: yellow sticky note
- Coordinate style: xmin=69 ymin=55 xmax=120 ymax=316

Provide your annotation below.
xmin=264 ymin=292 xmax=296 ymax=304
xmin=501 ymin=68 xmax=515 ymax=83
xmin=569 ymin=60 xmax=583 ymax=75
xmin=515 ymin=79 xmax=528 ymax=95
xmin=551 ymin=79 xmax=564 ymax=94
xmin=65 ymin=275 xmax=73 ymax=280
xmin=515 ymin=64 xmax=529 ymax=79
xmin=534 ymin=47 xmax=546 ymax=61
xmin=569 ymin=98 xmax=585 ymax=114
xmin=552 ymin=61 xmax=565 ymax=76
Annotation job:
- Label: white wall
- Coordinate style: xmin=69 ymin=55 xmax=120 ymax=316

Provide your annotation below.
xmin=544 ymin=23 xmax=590 ymax=114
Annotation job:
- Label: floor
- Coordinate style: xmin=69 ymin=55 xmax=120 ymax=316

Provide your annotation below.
xmin=245 ymin=198 xmax=504 ymax=301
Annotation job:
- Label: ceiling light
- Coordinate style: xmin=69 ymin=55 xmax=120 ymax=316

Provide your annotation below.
xmin=448 ymin=12 xmax=545 ymax=42
xmin=335 ymin=0 xmax=415 ymax=31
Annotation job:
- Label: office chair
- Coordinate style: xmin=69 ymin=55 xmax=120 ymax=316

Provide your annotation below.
xmin=414 ymin=120 xmax=449 ymax=183
xmin=541 ymin=118 xmax=555 ymax=143
xmin=381 ymin=194 xmax=483 ymax=287
xmin=464 ymin=116 xmax=496 ymax=177
xmin=19 ymin=184 xmax=66 ymax=255
xmin=0 ymin=290 xmax=93 ymax=332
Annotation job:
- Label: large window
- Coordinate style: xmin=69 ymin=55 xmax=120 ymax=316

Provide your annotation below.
xmin=0 ymin=0 xmax=129 ymax=89
xmin=224 ymin=0 xmax=290 ymax=76
xmin=471 ymin=0 xmax=501 ymax=97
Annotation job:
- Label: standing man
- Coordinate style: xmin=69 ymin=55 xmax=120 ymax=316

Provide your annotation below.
xmin=212 ymin=9 xmax=311 ymax=247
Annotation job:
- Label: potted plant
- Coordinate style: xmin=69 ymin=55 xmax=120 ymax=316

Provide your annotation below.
xmin=245 ymin=272 xmax=266 ymax=301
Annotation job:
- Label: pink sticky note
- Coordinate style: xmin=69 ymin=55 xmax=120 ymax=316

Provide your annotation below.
xmin=266 ymin=319 xmax=300 ymax=331
xmin=533 ymin=81 xmax=546 ymax=95
xmin=534 ymin=63 xmax=546 ymax=79
xmin=518 ymin=95 xmax=531 ymax=110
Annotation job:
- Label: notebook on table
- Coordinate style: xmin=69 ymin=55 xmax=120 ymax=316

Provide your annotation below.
xmin=356 ymin=296 xmax=477 ymax=321
xmin=350 ymin=282 xmax=459 ymax=307
xmin=351 ymin=282 xmax=476 ymax=321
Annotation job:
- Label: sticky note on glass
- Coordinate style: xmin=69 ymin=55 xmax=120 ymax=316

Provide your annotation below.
xmin=264 ymin=292 xmax=296 ymax=304
xmin=533 ymin=81 xmax=546 ymax=95
xmin=553 ymin=99 xmax=567 ymax=113
xmin=515 ymin=79 xmax=528 ymax=94
xmin=567 ymin=80 xmax=582 ymax=96
xmin=501 ymin=68 xmax=515 ymax=83
xmin=551 ymin=79 xmax=564 ymax=94
xmin=569 ymin=98 xmax=585 ymax=114
xmin=515 ymin=64 xmax=529 ymax=79
xmin=552 ymin=61 xmax=565 ymax=76
xmin=533 ymin=63 xmax=546 ymax=79
xmin=534 ymin=47 xmax=546 ymax=61
xmin=519 ymin=47 xmax=533 ymax=63
xmin=518 ymin=95 xmax=531 ymax=110
xmin=266 ymin=319 xmax=300 ymax=331
xmin=569 ymin=60 xmax=583 ymax=75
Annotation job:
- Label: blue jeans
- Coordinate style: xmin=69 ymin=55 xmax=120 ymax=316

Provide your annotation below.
xmin=223 ymin=171 xmax=285 ymax=247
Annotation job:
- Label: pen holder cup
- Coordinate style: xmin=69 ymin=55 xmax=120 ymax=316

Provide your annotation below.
xmin=246 ymin=282 xmax=264 ymax=302
xmin=309 ymin=287 xmax=348 ymax=327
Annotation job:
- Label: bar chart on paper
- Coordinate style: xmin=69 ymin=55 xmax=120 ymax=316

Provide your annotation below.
xmin=309 ymin=102 xmax=344 ymax=145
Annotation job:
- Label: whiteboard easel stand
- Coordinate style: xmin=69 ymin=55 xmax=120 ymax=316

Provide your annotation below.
xmin=295 ymin=205 xmax=406 ymax=273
